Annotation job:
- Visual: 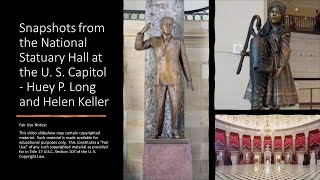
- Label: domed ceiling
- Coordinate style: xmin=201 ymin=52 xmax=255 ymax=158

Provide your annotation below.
xmin=215 ymin=115 xmax=320 ymax=130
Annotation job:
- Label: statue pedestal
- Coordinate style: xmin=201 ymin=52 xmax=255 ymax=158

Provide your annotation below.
xmin=310 ymin=158 xmax=316 ymax=165
xmin=230 ymin=154 xmax=237 ymax=165
xmin=317 ymin=160 xmax=320 ymax=166
xmin=264 ymin=151 xmax=271 ymax=164
xmin=143 ymin=139 xmax=192 ymax=180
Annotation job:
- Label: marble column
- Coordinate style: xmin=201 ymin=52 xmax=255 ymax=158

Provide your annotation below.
xmin=292 ymin=135 xmax=296 ymax=153
xmin=239 ymin=133 xmax=243 ymax=152
xmin=226 ymin=130 xmax=230 ymax=150
xmin=305 ymin=132 xmax=309 ymax=153
xmin=251 ymin=136 xmax=254 ymax=153
xmin=144 ymin=0 xmax=185 ymax=139
xmin=261 ymin=136 xmax=264 ymax=153
xmin=282 ymin=135 xmax=285 ymax=154
xmin=271 ymin=135 xmax=274 ymax=153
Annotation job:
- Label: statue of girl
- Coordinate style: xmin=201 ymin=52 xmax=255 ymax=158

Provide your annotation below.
xmin=261 ymin=0 xmax=299 ymax=109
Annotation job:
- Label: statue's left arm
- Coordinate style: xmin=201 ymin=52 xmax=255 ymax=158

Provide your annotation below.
xmin=273 ymin=31 xmax=291 ymax=79
xmin=279 ymin=31 xmax=291 ymax=68
xmin=180 ymin=41 xmax=194 ymax=91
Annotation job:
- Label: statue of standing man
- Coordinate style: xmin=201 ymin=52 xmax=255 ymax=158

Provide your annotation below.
xmin=135 ymin=17 xmax=194 ymax=139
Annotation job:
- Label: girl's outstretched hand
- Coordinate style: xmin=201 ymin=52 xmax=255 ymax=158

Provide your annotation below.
xmin=273 ymin=67 xmax=283 ymax=79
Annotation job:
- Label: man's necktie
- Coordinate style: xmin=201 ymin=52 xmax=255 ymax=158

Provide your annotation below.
xmin=165 ymin=38 xmax=170 ymax=47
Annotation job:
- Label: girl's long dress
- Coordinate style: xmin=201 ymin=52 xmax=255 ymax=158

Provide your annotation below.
xmin=265 ymin=30 xmax=299 ymax=107
xmin=244 ymin=29 xmax=299 ymax=108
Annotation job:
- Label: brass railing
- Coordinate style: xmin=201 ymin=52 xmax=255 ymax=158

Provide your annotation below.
xmin=295 ymin=78 xmax=320 ymax=110
xmin=299 ymin=87 xmax=320 ymax=110
xmin=285 ymin=14 xmax=320 ymax=34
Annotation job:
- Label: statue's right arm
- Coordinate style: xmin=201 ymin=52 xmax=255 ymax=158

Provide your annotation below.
xmin=134 ymin=32 xmax=152 ymax=50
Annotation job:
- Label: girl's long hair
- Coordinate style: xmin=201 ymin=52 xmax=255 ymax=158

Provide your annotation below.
xmin=261 ymin=0 xmax=287 ymax=37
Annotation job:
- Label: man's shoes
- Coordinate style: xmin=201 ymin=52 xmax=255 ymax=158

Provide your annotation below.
xmin=172 ymin=129 xmax=180 ymax=139
xmin=153 ymin=133 xmax=161 ymax=139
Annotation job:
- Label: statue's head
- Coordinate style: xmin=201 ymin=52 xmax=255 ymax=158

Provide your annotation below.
xmin=160 ymin=16 xmax=174 ymax=35
xmin=267 ymin=0 xmax=287 ymax=26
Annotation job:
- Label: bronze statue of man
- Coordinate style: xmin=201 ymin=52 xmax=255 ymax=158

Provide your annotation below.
xmin=135 ymin=16 xmax=194 ymax=139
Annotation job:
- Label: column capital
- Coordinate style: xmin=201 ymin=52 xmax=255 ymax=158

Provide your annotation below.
xmin=304 ymin=132 xmax=309 ymax=138
xmin=251 ymin=135 xmax=254 ymax=140
xmin=225 ymin=130 xmax=230 ymax=135
xmin=292 ymin=134 xmax=296 ymax=139
xmin=239 ymin=133 xmax=243 ymax=138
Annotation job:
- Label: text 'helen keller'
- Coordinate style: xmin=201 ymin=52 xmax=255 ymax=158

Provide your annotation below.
xmin=18 ymin=22 xmax=109 ymax=107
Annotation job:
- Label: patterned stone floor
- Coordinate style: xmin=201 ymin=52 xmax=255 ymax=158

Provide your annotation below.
xmin=215 ymin=164 xmax=320 ymax=180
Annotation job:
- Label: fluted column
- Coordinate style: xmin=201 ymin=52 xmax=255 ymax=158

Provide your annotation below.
xmin=261 ymin=136 xmax=264 ymax=153
xmin=251 ymin=136 xmax=254 ymax=153
xmin=271 ymin=135 xmax=274 ymax=153
xmin=239 ymin=133 xmax=243 ymax=152
xmin=292 ymin=134 xmax=296 ymax=153
xmin=226 ymin=130 xmax=230 ymax=150
xmin=282 ymin=135 xmax=285 ymax=154
xmin=305 ymin=132 xmax=309 ymax=153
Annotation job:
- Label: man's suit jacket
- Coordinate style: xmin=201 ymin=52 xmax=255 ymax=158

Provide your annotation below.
xmin=135 ymin=33 xmax=192 ymax=86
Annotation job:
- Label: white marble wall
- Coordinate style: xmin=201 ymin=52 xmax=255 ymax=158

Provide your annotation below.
xmin=215 ymin=0 xmax=266 ymax=110
xmin=290 ymin=32 xmax=320 ymax=104
xmin=124 ymin=21 xmax=145 ymax=180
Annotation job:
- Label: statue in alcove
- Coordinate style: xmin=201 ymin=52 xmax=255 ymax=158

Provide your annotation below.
xmin=135 ymin=17 xmax=194 ymax=139
xmin=224 ymin=149 xmax=232 ymax=165
xmin=239 ymin=152 xmax=244 ymax=161
xmin=238 ymin=0 xmax=298 ymax=110
xmin=250 ymin=152 xmax=255 ymax=164
xmin=281 ymin=153 xmax=285 ymax=161
xmin=292 ymin=152 xmax=296 ymax=164
xmin=215 ymin=151 xmax=218 ymax=166
xmin=311 ymin=151 xmax=315 ymax=160
xmin=304 ymin=152 xmax=309 ymax=161
xmin=303 ymin=152 xmax=310 ymax=165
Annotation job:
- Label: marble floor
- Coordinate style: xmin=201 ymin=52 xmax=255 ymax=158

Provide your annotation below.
xmin=215 ymin=164 xmax=320 ymax=180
